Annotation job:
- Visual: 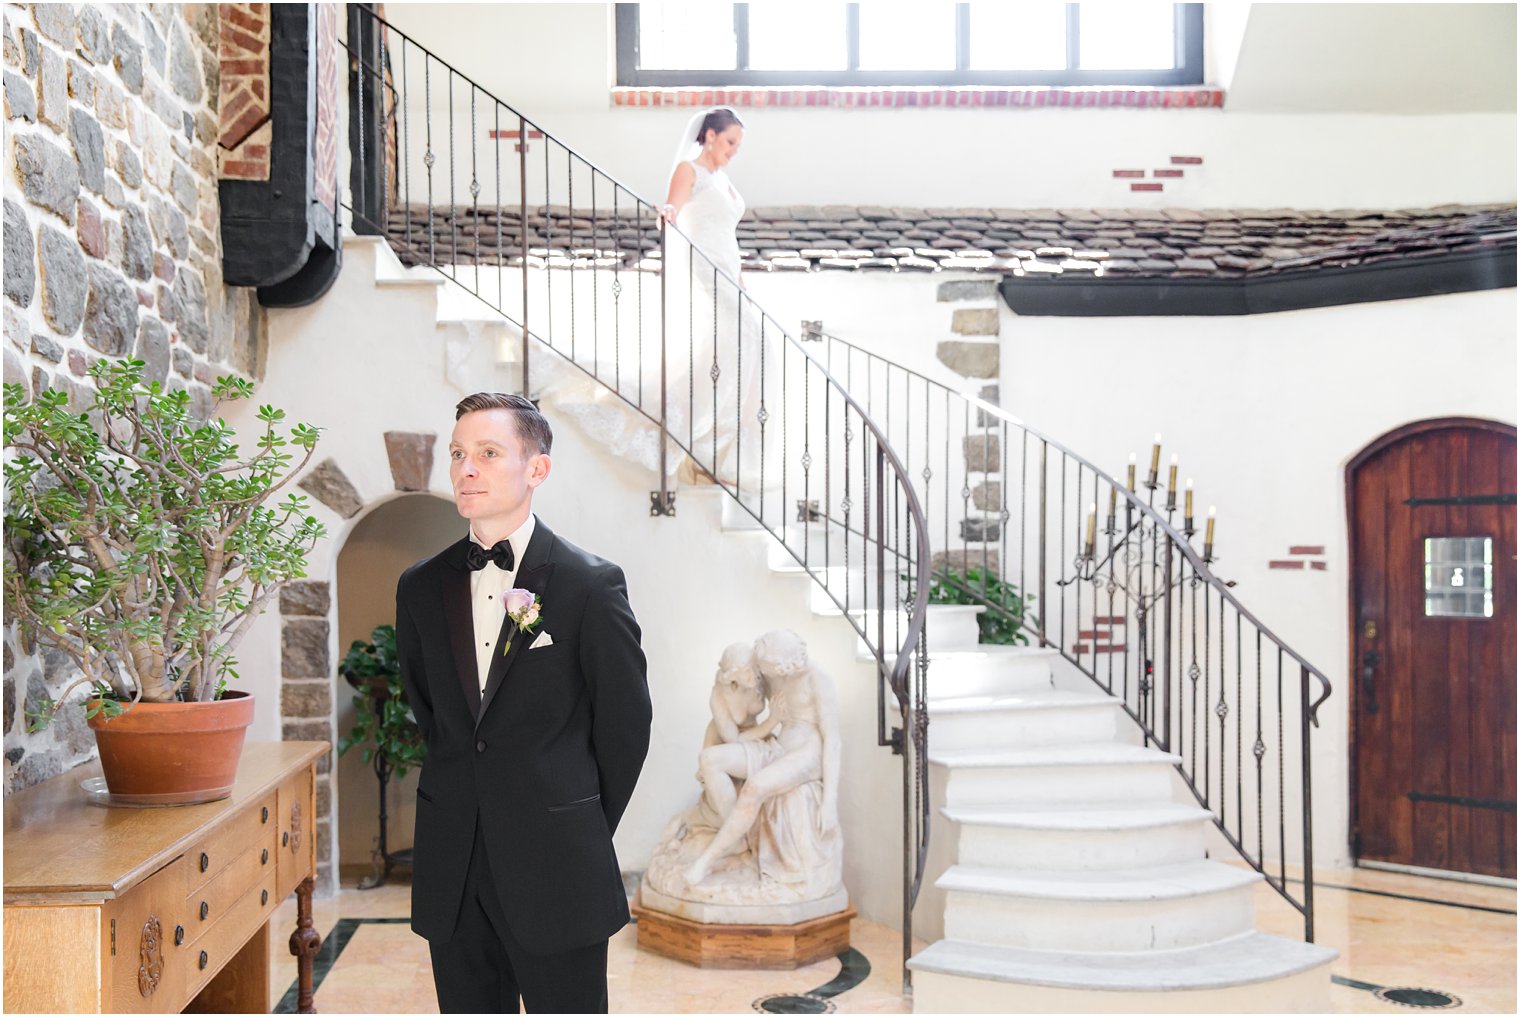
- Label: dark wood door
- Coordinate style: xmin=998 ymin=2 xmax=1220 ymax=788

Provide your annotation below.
xmin=1349 ymin=419 xmax=1516 ymax=879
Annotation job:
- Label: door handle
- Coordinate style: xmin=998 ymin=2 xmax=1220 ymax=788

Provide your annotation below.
xmin=1361 ymin=650 xmax=1380 ymax=714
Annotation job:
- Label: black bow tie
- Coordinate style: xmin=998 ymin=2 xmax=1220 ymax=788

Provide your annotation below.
xmin=465 ymin=539 xmax=515 ymax=572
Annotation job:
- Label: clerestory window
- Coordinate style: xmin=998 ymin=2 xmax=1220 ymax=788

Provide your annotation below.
xmin=615 ymin=2 xmax=1204 ymax=88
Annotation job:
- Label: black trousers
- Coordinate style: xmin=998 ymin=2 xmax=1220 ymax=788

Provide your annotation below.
xmin=428 ymin=821 xmax=610 ymax=1014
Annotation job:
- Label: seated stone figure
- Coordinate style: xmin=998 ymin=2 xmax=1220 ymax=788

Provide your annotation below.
xmin=644 ymin=630 xmax=843 ymax=911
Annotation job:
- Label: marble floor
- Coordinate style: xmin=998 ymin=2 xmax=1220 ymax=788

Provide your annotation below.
xmin=269 ymin=865 xmax=1515 ymax=1013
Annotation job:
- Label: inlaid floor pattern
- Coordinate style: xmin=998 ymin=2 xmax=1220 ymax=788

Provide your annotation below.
xmin=269 ymin=866 xmax=1514 ymax=1013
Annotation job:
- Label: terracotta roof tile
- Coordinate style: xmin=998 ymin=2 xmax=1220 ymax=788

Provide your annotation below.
xmin=384 ymin=203 xmax=1517 ymax=282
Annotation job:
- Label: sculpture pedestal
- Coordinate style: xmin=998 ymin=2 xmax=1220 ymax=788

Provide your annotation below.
xmin=633 ymin=890 xmax=855 ymax=969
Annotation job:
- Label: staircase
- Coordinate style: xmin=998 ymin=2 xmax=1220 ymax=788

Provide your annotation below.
xmin=908 ymin=646 xmax=1335 ymax=1012
xmin=337 ymin=9 xmax=1339 ymax=1009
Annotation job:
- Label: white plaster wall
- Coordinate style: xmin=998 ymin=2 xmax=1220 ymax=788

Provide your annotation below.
xmin=226 ymin=239 xmax=915 ymax=926
xmin=997 ymin=287 xmax=1518 ymax=869
xmin=378 ymin=3 xmax=1516 ymax=210
xmin=739 ymin=269 xmax=1516 ymax=870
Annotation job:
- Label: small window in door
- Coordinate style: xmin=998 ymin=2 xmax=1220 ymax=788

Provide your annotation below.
xmin=1424 ymin=536 xmax=1494 ymax=618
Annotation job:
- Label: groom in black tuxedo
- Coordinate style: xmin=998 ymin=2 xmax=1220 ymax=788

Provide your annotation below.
xmin=396 ymin=392 xmax=651 ymax=1013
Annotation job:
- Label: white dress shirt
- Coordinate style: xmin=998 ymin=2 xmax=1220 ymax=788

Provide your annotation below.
xmin=468 ymin=513 xmax=536 ymax=694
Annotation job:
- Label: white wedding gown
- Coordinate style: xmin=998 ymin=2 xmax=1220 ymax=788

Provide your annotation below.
xmin=537 ymin=161 xmax=777 ymax=493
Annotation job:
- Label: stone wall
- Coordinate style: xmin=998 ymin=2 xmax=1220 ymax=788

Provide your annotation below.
xmin=3 ymin=3 xmax=268 ymax=794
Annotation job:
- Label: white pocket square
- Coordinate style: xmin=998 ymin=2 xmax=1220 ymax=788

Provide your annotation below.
xmin=529 ymin=630 xmax=554 ymax=650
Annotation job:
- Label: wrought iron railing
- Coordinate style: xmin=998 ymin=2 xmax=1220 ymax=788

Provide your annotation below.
xmin=343 ymin=5 xmax=933 ymax=986
xmin=811 ymin=325 xmax=1334 ymax=942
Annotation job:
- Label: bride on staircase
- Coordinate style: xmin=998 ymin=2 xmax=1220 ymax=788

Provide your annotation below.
xmin=538 ymin=108 xmax=778 ymax=497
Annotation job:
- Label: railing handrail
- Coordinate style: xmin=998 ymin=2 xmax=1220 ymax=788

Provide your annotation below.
xmin=819 ymin=329 xmax=1335 ymax=721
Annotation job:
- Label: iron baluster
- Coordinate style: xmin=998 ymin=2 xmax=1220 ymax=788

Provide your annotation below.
xmin=518 ymin=114 xmax=529 ymax=394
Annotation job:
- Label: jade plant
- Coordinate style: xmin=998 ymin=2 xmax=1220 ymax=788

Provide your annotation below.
xmin=3 ymin=358 xmax=325 ymax=728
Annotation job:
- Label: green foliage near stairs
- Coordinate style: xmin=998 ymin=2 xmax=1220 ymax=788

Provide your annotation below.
xmin=920 ymin=567 xmax=1037 ymax=646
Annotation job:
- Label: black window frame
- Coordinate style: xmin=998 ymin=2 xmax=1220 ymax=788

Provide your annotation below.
xmin=615 ymin=3 xmax=1204 ymax=88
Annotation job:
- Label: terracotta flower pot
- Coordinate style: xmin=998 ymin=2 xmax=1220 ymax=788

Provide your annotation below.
xmin=88 ymin=690 xmax=256 ymax=804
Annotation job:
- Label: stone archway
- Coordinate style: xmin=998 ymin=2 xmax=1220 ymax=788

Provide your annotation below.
xmin=277 ymin=430 xmax=444 ymax=895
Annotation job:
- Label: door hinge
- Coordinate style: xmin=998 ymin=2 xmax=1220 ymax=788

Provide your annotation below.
xmin=110 ymin=918 xmax=116 ymax=956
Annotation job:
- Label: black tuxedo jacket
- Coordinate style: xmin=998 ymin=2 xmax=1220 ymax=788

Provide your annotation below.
xmin=395 ymin=518 xmax=651 ymax=955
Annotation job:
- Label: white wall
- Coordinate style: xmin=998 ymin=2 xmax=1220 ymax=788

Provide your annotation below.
xmin=379 ymin=3 xmax=1516 ymax=210
xmin=738 ymin=268 xmax=1516 ymax=869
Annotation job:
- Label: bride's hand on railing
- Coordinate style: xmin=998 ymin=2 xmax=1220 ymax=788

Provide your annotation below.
xmin=660 ymin=203 xmax=677 ymax=224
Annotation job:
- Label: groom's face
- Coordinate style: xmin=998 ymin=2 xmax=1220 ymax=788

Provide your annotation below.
xmin=449 ymin=409 xmax=550 ymax=533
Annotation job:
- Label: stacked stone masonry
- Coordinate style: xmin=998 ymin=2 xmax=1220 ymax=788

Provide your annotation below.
xmin=4 ymin=3 xmax=267 ymax=796
xmin=280 ymin=580 xmax=335 ymax=895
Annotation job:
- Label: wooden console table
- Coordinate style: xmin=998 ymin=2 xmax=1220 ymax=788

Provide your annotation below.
xmin=4 ymin=741 xmax=328 ymax=1014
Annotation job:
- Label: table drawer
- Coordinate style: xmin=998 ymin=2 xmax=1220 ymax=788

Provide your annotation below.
xmin=183 ymin=869 xmax=280 ymax=1002
xmin=182 ymin=823 xmax=279 ymax=949
xmin=102 ymin=856 xmax=193 ymax=1014
xmin=184 ymin=789 xmax=278 ymax=897
xmin=275 ymin=770 xmax=316 ymax=903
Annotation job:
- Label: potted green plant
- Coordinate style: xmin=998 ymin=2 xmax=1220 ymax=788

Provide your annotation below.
xmin=338 ymin=624 xmax=425 ymax=779
xmin=917 ymin=566 xmax=1038 ymax=646
xmin=3 ymin=358 xmax=325 ymax=802
xmin=338 ymin=623 xmax=424 ymax=887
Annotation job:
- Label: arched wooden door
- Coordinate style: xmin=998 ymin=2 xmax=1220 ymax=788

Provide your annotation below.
xmin=1348 ymin=418 xmax=1516 ymax=880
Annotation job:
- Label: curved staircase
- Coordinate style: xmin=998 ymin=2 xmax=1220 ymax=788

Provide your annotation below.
xmin=910 ymin=651 xmax=1335 ymax=1011
xmin=334 ymin=10 xmax=1340 ymax=1009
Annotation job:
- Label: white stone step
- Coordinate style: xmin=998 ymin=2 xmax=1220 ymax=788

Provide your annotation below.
xmin=850 ymin=604 xmax=984 ymax=654
xmin=939 ymin=861 xmax=1260 ymax=952
xmin=908 ymin=932 xmax=1337 ymax=1013
xmin=927 ymin=689 xmax=1123 ymax=750
xmin=943 ymin=800 xmax=1212 ymax=871
xmin=931 ymin=742 xmax=1182 ymax=807
xmin=904 ymin=645 xmax=1059 ymax=698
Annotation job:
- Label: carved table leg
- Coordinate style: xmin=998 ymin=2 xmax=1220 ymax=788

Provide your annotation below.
xmin=288 ymin=876 xmax=322 ymax=1014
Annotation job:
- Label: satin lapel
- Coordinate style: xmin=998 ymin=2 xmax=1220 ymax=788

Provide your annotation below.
xmin=476 ymin=521 xmax=558 ymax=730
xmin=441 ymin=538 xmax=482 ymax=720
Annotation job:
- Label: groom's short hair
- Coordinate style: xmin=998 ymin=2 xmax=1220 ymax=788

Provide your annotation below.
xmin=455 ymin=392 xmax=553 ymax=456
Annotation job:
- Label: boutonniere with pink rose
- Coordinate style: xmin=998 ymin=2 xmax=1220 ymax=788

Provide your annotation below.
xmin=501 ymin=588 xmax=542 ymax=656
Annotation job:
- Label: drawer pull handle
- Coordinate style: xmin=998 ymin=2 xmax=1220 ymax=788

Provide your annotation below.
xmin=282 ymin=831 xmax=289 ymax=847
xmin=261 ymin=889 xmax=269 ymax=906
xmin=199 ymin=901 xmax=209 ymax=921
xmin=261 ymin=848 xmax=269 ymax=865
xmin=174 ymin=925 xmax=184 ymax=946
xmin=261 ymin=806 xmax=270 ymax=823
xmin=199 ymin=852 xmax=209 ymax=873
xmin=199 ymin=950 xmax=208 ymax=971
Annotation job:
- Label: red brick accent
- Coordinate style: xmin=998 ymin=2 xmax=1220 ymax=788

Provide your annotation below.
xmin=489 ymin=130 xmax=546 ymax=141
xmin=1310 ymin=561 xmax=1328 ymax=571
xmin=1091 ymin=616 xmax=1126 ymax=624
xmin=1112 ymin=169 xmax=1145 ymax=179
xmin=1153 ymin=168 xmax=1184 ymax=178
xmin=1268 ymin=560 xmax=1306 ymax=570
xmin=1289 ymin=545 xmax=1325 ymax=555
xmin=1131 ymin=182 xmax=1164 ymax=192
xmin=1171 ymin=155 xmax=1204 ymax=165
xmin=612 ymin=87 xmax=1225 ymax=110
xmin=1073 ymin=644 xmax=1127 ymax=655
xmin=218 ymin=4 xmax=271 ymax=181
xmin=220 ymin=159 xmax=268 ymax=179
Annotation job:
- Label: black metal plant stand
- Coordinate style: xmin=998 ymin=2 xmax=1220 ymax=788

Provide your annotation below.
xmin=357 ymin=727 xmax=413 ymax=891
